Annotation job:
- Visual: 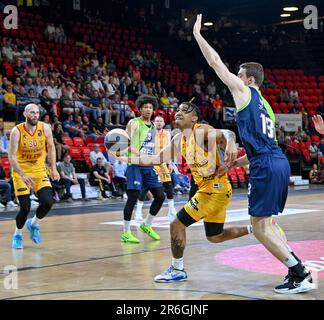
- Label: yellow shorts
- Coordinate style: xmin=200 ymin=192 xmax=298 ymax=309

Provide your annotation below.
xmin=154 ymin=164 xmax=171 ymax=183
xmin=13 ymin=171 xmax=52 ymax=197
xmin=184 ymin=188 xmax=232 ymax=224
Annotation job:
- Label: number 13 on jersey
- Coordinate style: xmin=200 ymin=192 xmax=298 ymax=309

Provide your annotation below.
xmin=260 ymin=114 xmax=274 ymax=139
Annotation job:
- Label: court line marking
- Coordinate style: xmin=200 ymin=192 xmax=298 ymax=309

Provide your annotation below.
xmin=2 ymin=288 xmax=262 ymax=301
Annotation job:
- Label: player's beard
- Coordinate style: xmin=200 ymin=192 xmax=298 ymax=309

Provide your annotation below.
xmin=26 ymin=117 xmax=38 ymax=126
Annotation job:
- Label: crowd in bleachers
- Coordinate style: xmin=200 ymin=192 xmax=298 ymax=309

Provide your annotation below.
xmin=1 ymin=8 xmax=324 ymax=207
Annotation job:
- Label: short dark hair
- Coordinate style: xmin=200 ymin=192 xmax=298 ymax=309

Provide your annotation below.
xmin=239 ymin=62 xmax=264 ymax=87
xmin=180 ymin=101 xmax=201 ymax=121
xmin=136 ymin=94 xmax=159 ymax=110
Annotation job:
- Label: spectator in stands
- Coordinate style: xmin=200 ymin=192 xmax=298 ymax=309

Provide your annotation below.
xmin=91 ymin=74 xmax=104 ymax=93
xmin=118 ymin=79 xmax=128 ymax=97
xmin=206 ymin=81 xmax=217 ymax=97
xmin=63 ymin=113 xmax=84 ymax=138
xmin=110 ymin=95 xmax=122 ymax=125
xmin=53 ymin=123 xmax=70 ymax=161
xmin=93 ymin=117 xmax=108 ymax=136
xmin=36 ymin=78 xmax=46 ymax=96
xmin=113 ymin=160 xmax=128 ymax=199
xmin=309 ymin=141 xmax=319 ymax=160
xmin=89 ymin=157 xmax=119 ymax=199
xmin=46 ymin=79 xmax=61 ymax=100
xmin=1 ymin=42 xmax=13 ymax=62
xmin=90 ymin=143 xmax=112 ymax=172
xmin=133 ymin=66 xmax=141 ymax=81
xmin=61 ymin=89 xmax=78 ymax=115
xmin=21 ymin=45 xmax=33 ymax=64
xmin=58 ymin=154 xmax=89 ymax=203
xmin=44 ymin=23 xmax=56 ymax=42
xmin=289 ymin=101 xmax=299 ymax=114
xmin=309 ymin=164 xmax=323 ymax=184
xmin=316 ymin=136 xmax=324 ymax=154
xmin=13 ymin=60 xmax=27 ymax=78
xmin=295 ymin=126 xmax=307 ymax=140
xmin=40 ymin=89 xmax=57 ymax=118
xmin=81 ymin=115 xmax=96 ymax=138
xmin=195 ymin=69 xmax=205 ymax=84
xmin=280 ymin=88 xmax=290 ymax=103
xmin=24 ymin=77 xmax=36 ymax=93
xmin=108 ymin=59 xmax=117 ymax=73
xmin=193 ymin=80 xmax=202 ymax=96
xmin=289 ymin=87 xmax=299 ymax=102
xmin=72 ymin=92 xmax=97 ymax=122
xmin=27 ymin=62 xmax=38 ymax=79
xmin=55 ymin=24 xmax=67 ymax=44
xmin=3 ymin=85 xmax=17 ymax=120
xmin=160 ymin=91 xmax=170 ymax=107
xmin=0 ymin=163 xmax=17 ymax=208
xmin=0 ymin=129 xmax=9 ymax=157
xmin=111 ymin=72 xmax=120 ymax=87
xmin=168 ymin=92 xmax=179 ymax=109
xmin=155 ymin=81 xmax=166 ymax=97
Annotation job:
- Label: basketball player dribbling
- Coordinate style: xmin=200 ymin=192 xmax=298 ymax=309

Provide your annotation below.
xmin=194 ymin=14 xmax=316 ymax=293
xmin=9 ymin=104 xmax=60 ymax=249
xmin=124 ymin=101 xmax=253 ymax=282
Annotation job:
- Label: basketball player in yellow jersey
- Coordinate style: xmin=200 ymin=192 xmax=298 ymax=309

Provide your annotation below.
xmin=135 ymin=115 xmax=178 ymax=221
xmin=128 ymin=102 xmax=252 ymax=282
xmin=9 ymin=104 xmax=60 ymax=249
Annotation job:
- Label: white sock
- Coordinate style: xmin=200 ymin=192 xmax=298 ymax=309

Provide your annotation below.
xmin=247 ymin=225 xmax=253 ymax=234
xmin=172 ymin=257 xmax=184 ymax=270
xmin=31 ymin=216 xmax=41 ymax=227
xmin=15 ymin=228 xmax=23 ymax=236
xmin=144 ymin=214 xmax=155 ymax=226
xmin=123 ymin=220 xmax=131 ymax=233
xmin=136 ymin=201 xmax=144 ymax=213
xmin=283 ymin=254 xmax=299 ymax=268
xmin=167 ymin=199 xmax=174 ymax=209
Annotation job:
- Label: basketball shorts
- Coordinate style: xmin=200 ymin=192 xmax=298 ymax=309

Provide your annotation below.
xmin=13 ymin=171 xmax=52 ymax=197
xmin=183 ymin=186 xmax=232 ymax=224
xmin=154 ymin=164 xmax=172 ymax=183
xmin=126 ymin=165 xmax=162 ymax=191
xmin=248 ymin=155 xmax=290 ymax=217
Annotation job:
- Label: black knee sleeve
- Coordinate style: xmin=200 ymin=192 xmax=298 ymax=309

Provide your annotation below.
xmin=16 ymin=195 xmax=31 ymax=229
xmin=163 ymin=182 xmax=174 ymax=200
xmin=124 ymin=190 xmax=140 ymax=221
xmin=138 ymin=189 xmax=148 ymax=202
xmin=36 ymin=187 xmax=54 ymax=220
xmin=149 ymin=187 xmax=165 ymax=216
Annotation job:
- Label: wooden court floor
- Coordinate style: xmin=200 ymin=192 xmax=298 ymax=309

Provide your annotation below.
xmin=0 ymin=190 xmax=323 ymax=300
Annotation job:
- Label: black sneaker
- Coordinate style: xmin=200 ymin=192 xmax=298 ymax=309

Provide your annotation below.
xmin=274 ymin=272 xmax=316 ymax=294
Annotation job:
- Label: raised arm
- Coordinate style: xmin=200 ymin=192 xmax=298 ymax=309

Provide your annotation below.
xmin=193 ymin=14 xmax=250 ymax=107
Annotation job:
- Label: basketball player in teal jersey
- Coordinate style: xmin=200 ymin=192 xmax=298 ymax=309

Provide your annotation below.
xmin=121 ymin=95 xmax=165 ymax=244
xmin=194 ymin=14 xmax=315 ymax=294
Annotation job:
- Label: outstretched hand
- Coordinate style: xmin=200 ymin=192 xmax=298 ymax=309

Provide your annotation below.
xmin=193 ymin=14 xmax=202 ymax=35
xmin=312 ymin=114 xmax=324 ymax=135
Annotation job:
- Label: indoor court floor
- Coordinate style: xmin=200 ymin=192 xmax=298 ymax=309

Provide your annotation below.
xmin=0 ymin=186 xmax=323 ymax=300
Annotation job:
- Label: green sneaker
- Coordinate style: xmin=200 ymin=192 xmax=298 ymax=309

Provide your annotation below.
xmin=121 ymin=231 xmax=140 ymax=244
xmin=139 ymin=223 xmax=160 ymax=241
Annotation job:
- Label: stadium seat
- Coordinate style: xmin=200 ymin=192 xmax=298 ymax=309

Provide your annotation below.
xmin=73 ymin=137 xmax=85 ymax=147
xmin=62 ymin=137 xmax=74 ymax=147
xmin=69 ymin=147 xmax=83 ymax=160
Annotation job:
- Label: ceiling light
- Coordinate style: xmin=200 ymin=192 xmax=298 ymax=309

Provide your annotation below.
xmin=204 ymin=22 xmax=213 ymax=26
xmin=184 ymin=17 xmax=188 ymax=21
xmin=280 ymin=13 xmax=291 ymax=17
xmin=283 ymin=7 xmax=298 ymax=12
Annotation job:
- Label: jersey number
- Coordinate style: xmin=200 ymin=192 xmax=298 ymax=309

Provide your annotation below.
xmin=260 ymin=114 xmax=274 ymax=139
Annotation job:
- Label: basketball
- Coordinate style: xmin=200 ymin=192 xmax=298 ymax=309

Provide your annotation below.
xmin=104 ymin=129 xmax=130 ymax=156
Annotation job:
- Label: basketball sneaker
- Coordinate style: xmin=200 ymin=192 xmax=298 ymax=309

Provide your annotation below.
xmin=154 ymin=266 xmax=188 ymax=283
xmin=274 ymin=272 xmax=316 ymax=294
xmin=12 ymin=234 xmax=23 ymax=250
xmin=121 ymin=230 xmax=140 ymax=244
xmin=139 ymin=223 xmax=160 ymax=241
xmin=26 ymin=219 xmax=42 ymax=244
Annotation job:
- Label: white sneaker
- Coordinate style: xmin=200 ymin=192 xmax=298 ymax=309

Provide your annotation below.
xmin=7 ymin=201 xmax=18 ymax=207
xmin=0 ymin=203 xmax=5 ymax=208
xmin=31 ymin=200 xmax=39 ymax=207
xmin=30 ymin=194 xmax=38 ymax=201
xmin=123 ymin=193 xmax=128 ymax=200
xmin=167 ymin=207 xmax=177 ymax=221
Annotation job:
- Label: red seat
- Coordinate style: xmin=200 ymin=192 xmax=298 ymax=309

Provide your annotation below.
xmin=73 ymin=137 xmax=85 ymax=147
xmin=62 ymin=137 xmax=74 ymax=147
xmin=69 ymin=147 xmax=83 ymax=160
xmin=1 ymin=158 xmax=10 ymax=179
xmin=82 ymin=147 xmax=91 ymax=159
xmin=95 ymin=137 xmax=104 ymax=144
xmin=87 ymin=143 xmax=95 ymax=150
xmin=84 ymin=137 xmax=95 ymax=146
